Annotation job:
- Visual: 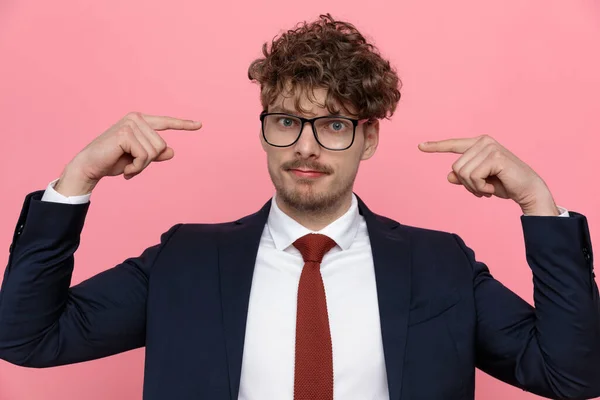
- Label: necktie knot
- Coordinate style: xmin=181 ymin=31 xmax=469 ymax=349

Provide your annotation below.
xmin=293 ymin=233 xmax=336 ymax=263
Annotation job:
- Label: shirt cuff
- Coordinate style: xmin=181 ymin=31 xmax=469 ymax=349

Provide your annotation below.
xmin=523 ymin=206 xmax=570 ymax=217
xmin=40 ymin=178 xmax=92 ymax=205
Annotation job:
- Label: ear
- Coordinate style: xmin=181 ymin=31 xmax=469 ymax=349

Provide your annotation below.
xmin=360 ymin=120 xmax=380 ymax=160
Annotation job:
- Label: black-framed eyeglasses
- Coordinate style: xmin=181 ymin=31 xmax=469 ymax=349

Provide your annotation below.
xmin=259 ymin=112 xmax=370 ymax=151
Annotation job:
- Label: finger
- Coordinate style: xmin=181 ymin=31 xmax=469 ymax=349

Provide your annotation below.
xmin=468 ymin=152 xmax=501 ymax=195
xmin=455 ymin=144 xmax=496 ymax=194
xmin=133 ymin=117 xmax=174 ymax=162
xmin=155 ymin=147 xmax=175 ymax=162
xmin=447 ymin=170 xmax=480 ymax=197
xmin=142 ymin=114 xmax=202 ymax=131
xmin=448 ymin=171 xmax=494 ymax=198
xmin=132 ymin=128 xmax=159 ymax=170
xmin=418 ymin=137 xmax=479 ymax=154
xmin=450 ymin=136 xmax=491 ymax=177
xmin=119 ymin=128 xmax=148 ymax=179
xmin=447 ymin=171 xmax=461 ymax=185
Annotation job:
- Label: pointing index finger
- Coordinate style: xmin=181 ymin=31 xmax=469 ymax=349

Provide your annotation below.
xmin=142 ymin=114 xmax=202 ymax=131
xmin=418 ymin=138 xmax=477 ymax=154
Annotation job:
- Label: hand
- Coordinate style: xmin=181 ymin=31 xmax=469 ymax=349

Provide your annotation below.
xmin=55 ymin=112 xmax=202 ymax=196
xmin=418 ymin=135 xmax=560 ymax=216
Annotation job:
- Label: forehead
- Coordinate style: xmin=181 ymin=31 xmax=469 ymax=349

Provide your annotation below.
xmin=268 ymin=86 xmax=357 ymax=118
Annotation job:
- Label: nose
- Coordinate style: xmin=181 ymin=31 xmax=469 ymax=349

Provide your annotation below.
xmin=293 ymin=122 xmax=321 ymax=158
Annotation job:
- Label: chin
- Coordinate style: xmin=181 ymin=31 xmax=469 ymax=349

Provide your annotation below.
xmin=277 ymin=182 xmax=348 ymax=214
xmin=286 ymin=183 xmax=318 ymax=201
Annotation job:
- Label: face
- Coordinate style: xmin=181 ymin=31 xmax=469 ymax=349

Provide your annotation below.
xmin=261 ymin=87 xmax=380 ymax=215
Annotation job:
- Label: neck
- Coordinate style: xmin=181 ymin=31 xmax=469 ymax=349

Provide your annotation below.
xmin=275 ymin=192 xmax=353 ymax=231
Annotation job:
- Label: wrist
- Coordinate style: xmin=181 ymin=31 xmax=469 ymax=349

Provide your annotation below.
xmin=54 ymin=164 xmax=98 ymax=197
xmin=520 ymin=194 xmax=560 ymax=216
xmin=517 ymin=179 xmax=561 ymax=216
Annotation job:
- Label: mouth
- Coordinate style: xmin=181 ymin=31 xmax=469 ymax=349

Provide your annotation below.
xmin=288 ymin=169 xmax=328 ymax=179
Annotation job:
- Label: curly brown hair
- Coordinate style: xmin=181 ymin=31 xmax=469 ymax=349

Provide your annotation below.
xmin=248 ymin=13 xmax=402 ymax=120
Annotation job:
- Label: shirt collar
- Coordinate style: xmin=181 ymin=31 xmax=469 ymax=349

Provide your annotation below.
xmin=267 ymin=193 xmax=361 ymax=251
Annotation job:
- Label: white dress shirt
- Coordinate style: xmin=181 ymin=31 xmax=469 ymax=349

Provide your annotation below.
xmin=239 ymin=193 xmax=389 ymax=400
xmin=40 ymin=179 xmax=570 ymax=400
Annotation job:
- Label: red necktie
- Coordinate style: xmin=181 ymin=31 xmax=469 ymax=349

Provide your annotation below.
xmin=293 ymin=233 xmax=337 ymax=400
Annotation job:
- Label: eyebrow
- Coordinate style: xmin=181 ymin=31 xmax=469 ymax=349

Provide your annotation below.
xmin=269 ymin=105 xmax=315 ymax=116
xmin=268 ymin=105 xmax=355 ymax=119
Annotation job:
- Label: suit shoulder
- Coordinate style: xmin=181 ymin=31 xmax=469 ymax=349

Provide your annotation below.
xmin=373 ymin=213 xmax=472 ymax=262
xmin=162 ymin=206 xmax=267 ymax=239
xmin=374 ymin=212 xmax=459 ymax=243
xmin=165 ymin=220 xmax=242 ymax=238
xmin=376 ymin=215 xmax=477 ymax=281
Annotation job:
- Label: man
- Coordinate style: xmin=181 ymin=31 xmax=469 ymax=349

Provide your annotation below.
xmin=0 ymin=13 xmax=598 ymax=400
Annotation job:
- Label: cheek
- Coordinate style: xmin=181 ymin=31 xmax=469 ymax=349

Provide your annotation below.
xmin=265 ymin=150 xmax=287 ymax=177
xmin=266 ymin=156 xmax=279 ymax=177
xmin=264 ymin=148 xmax=278 ymax=165
xmin=337 ymin=151 xmax=362 ymax=175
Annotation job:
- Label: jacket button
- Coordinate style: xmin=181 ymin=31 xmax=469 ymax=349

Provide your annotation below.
xmin=582 ymin=247 xmax=592 ymax=262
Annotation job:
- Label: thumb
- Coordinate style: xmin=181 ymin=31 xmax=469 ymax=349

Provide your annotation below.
xmin=155 ymin=147 xmax=175 ymax=162
xmin=447 ymin=171 xmax=461 ymax=185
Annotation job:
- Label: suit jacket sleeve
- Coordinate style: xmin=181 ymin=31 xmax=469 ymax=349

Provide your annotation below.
xmin=0 ymin=191 xmax=181 ymax=367
xmin=453 ymin=211 xmax=600 ymax=399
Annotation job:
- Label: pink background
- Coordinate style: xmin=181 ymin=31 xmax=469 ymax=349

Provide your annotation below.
xmin=1 ymin=0 xmax=599 ymax=399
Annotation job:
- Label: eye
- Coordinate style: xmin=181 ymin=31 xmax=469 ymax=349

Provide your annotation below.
xmin=327 ymin=119 xmax=351 ymax=132
xmin=331 ymin=121 xmax=343 ymax=131
xmin=278 ymin=118 xmax=297 ymax=128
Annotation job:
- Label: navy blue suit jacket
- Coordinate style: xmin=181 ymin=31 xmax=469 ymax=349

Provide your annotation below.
xmin=1 ymin=191 xmax=599 ymax=400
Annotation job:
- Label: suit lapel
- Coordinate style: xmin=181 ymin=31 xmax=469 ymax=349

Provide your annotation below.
xmin=218 ymin=200 xmax=271 ymax=400
xmin=357 ymin=196 xmax=412 ymax=400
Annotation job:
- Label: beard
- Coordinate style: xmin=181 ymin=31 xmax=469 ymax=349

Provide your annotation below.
xmin=269 ymin=159 xmax=356 ymax=215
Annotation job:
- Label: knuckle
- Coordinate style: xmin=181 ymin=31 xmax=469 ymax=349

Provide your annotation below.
xmin=483 ymin=143 xmax=497 ymax=152
xmin=480 ymin=134 xmax=495 ymax=143
xmin=121 ymin=119 xmax=137 ymax=131
xmin=138 ymin=151 xmax=149 ymax=162
xmin=156 ymin=140 xmax=167 ymax=152
xmin=451 ymin=161 xmax=461 ymax=173
xmin=147 ymin=149 xmax=158 ymax=159
xmin=126 ymin=111 xmax=143 ymax=121
xmin=491 ymin=149 xmax=503 ymax=159
xmin=168 ymin=120 xmax=182 ymax=130
xmin=118 ymin=125 xmax=134 ymax=137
